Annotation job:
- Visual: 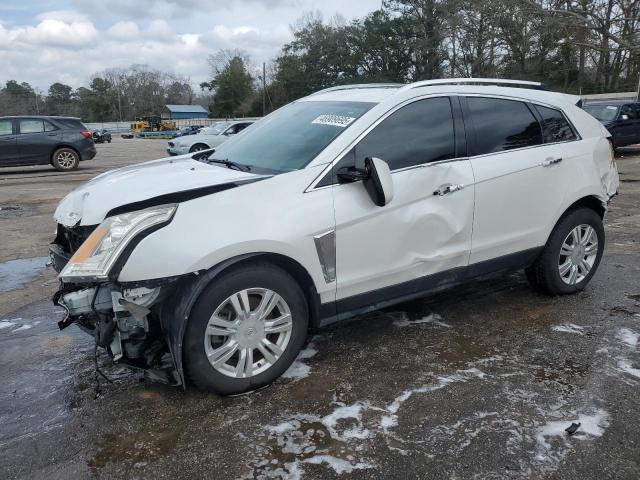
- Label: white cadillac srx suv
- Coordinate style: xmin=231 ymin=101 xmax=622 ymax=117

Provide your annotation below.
xmin=51 ymin=79 xmax=619 ymax=395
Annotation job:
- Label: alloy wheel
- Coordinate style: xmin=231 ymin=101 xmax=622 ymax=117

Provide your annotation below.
xmin=57 ymin=151 xmax=76 ymax=168
xmin=204 ymin=288 xmax=293 ymax=378
xmin=558 ymin=224 xmax=598 ymax=285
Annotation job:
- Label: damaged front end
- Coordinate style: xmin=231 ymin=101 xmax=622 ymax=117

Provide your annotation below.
xmin=50 ymin=203 xmax=183 ymax=386
xmin=54 ymin=282 xmax=181 ymax=385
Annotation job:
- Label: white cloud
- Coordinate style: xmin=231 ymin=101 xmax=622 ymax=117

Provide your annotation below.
xmin=0 ymin=0 xmax=381 ymax=90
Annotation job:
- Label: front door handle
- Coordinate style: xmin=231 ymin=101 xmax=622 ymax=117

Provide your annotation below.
xmin=541 ymin=157 xmax=563 ymax=167
xmin=433 ymin=183 xmax=465 ymax=196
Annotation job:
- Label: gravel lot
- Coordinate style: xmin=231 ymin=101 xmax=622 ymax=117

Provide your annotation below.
xmin=1 ymin=138 xmax=639 ymax=479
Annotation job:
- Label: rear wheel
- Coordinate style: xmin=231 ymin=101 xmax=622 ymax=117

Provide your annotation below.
xmin=526 ymin=208 xmax=604 ymax=295
xmin=52 ymin=148 xmax=79 ymax=171
xmin=184 ymin=263 xmax=308 ymax=395
xmin=189 ymin=143 xmax=208 ymax=153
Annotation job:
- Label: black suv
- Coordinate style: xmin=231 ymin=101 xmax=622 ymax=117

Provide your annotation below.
xmin=583 ymin=101 xmax=640 ymax=149
xmin=0 ymin=116 xmax=96 ymax=171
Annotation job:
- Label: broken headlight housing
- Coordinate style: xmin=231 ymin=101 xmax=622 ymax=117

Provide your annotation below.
xmin=59 ymin=205 xmax=177 ymax=283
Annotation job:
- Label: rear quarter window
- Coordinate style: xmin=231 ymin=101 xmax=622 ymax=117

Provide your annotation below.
xmin=534 ymin=105 xmax=578 ymax=143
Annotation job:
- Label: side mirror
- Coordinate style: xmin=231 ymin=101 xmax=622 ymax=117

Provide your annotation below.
xmin=336 ymin=157 xmax=393 ymax=206
xmin=363 ymin=157 xmax=394 ymax=206
xmin=620 ymin=114 xmax=629 ymax=121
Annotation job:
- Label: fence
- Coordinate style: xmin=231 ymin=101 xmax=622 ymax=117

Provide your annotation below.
xmin=85 ymin=117 xmax=262 ymax=134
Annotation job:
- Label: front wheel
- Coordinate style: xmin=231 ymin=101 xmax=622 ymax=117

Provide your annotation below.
xmin=526 ymin=208 xmax=604 ymax=295
xmin=184 ymin=263 xmax=309 ymax=395
xmin=189 ymin=143 xmax=208 ymax=153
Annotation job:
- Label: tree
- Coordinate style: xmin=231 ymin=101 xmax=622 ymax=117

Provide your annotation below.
xmin=202 ymin=51 xmax=256 ymax=117
xmin=45 ymin=82 xmax=74 ymax=115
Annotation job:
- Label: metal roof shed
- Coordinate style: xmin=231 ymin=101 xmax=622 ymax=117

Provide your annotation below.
xmin=163 ymin=104 xmax=209 ymax=120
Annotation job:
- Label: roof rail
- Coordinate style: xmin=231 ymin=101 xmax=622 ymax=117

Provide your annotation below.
xmin=311 ymin=83 xmax=403 ymax=95
xmin=401 ymin=78 xmax=543 ymax=92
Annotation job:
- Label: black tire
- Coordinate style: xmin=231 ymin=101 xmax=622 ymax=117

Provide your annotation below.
xmin=52 ymin=148 xmax=80 ymax=171
xmin=189 ymin=143 xmax=208 ymax=153
xmin=184 ymin=262 xmax=309 ymax=395
xmin=526 ymin=208 xmax=604 ymax=295
xmin=106 ymin=138 xmax=111 ymax=143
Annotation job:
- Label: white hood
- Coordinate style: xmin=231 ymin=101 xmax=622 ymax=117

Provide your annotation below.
xmin=54 ymin=154 xmax=259 ymax=226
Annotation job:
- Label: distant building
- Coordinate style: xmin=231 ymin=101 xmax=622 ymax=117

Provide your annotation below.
xmin=162 ymin=104 xmax=208 ymax=120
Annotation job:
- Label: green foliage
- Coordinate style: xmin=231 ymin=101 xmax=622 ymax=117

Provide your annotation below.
xmin=202 ymin=55 xmax=255 ymax=117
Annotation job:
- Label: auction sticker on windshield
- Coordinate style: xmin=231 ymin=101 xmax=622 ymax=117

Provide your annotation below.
xmin=312 ymin=114 xmax=356 ymax=128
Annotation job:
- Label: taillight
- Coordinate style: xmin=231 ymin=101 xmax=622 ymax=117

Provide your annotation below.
xmin=80 ymin=130 xmax=92 ymax=139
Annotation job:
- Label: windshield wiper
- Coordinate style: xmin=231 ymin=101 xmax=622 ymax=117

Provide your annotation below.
xmin=204 ymin=157 xmax=252 ymax=172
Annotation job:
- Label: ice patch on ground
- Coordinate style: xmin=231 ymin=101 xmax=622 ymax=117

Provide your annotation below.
xmin=551 ymin=323 xmax=585 ymax=335
xmin=616 ymin=328 xmax=639 ymax=347
xmin=618 ymin=360 xmax=640 ymax=378
xmin=393 ymin=313 xmax=450 ymax=328
xmin=302 ymin=455 xmax=373 ymax=474
xmin=535 ymin=409 xmax=609 ymax=461
xmin=282 ymin=341 xmax=318 ymax=381
xmin=0 ymin=321 xmax=16 ymax=330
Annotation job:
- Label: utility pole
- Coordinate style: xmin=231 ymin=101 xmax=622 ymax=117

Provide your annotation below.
xmin=262 ymin=62 xmax=266 ymax=117
xmin=636 ymin=69 xmax=640 ymax=102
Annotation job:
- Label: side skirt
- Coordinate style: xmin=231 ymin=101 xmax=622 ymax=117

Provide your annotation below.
xmin=318 ymin=247 xmax=543 ymax=327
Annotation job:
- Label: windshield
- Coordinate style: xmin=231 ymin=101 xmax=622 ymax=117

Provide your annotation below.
xmin=201 ymin=123 xmax=231 ymax=135
xmin=584 ymin=105 xmax=619 ymax=122
xmin=207 ymin=100 xmax=374 ymax=173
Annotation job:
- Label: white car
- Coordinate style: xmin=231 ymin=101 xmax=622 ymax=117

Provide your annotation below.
xmin=51 ymin=78 xmax=619 ymax=395
xmin=166 ymin=120 xmax=254 ymax=155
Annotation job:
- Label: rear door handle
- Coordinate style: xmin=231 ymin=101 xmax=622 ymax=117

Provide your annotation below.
xmin=433 ymin=183 xmax=465 ymax=196
xmin=541 ymin=157 xmax=562 ymax=167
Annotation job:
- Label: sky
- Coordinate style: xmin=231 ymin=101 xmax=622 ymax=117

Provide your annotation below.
xmin=0 ymin=0 xmax=382 ymax=92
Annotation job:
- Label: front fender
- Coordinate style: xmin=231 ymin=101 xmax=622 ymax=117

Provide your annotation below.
xmin=160 ymin=254 xmax=260 ymax=388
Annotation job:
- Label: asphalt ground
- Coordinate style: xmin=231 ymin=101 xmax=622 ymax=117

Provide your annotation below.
xmin=1 ymin=137 xmax=639 ymax=479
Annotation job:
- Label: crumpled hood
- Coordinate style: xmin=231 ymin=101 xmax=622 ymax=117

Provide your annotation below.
xmin=54 ymin=154 xmax=259 ymax=226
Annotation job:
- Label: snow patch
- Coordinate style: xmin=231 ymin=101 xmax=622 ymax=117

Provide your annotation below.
xmin=551 ymin=323 xmax=585 ymax=335
xmin=616 ymin=328 xmax=639 ymax=348
xmin=618 ymin=360 xmax=640 ymax=378
xmin=393 ymin=313 xmax=450 ymax=328
xmin=282 ymin=341 xmax=318 ymax=381
xmin=536 ymin=409 xmax=609 ymax=460
xmin=0 ymin=321 xmax=16 ymax=330
xmin=302 ymin=455 xmax=373 ymax=474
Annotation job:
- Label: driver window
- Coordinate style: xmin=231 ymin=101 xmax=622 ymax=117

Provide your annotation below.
xmin=354 ymin=97 xmax=455 ymax=170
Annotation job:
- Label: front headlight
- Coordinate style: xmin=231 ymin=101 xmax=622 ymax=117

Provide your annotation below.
xmin=60 ymin=204 xmax=177 ymax=282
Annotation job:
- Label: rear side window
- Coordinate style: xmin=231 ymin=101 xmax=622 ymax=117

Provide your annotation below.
xmin=44 ymin=121 xmax=57 ymax=132
xmin=19 ymin=119 xmax=44 ymax=134
xmin=468 ymin=97 xmax=542 ymax=154
xmin=534 ymin=105 xmax=578 ymax=143
xmin=354 ymin=97 xmax=455 ymax=170
xmin=0 ymin=120 xmax=12 ymax=136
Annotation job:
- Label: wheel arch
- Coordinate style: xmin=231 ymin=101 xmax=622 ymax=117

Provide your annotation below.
xmin=50 ymin=144 xmax=80 ymax=164
xmin=160 ymin=252 xmax=323 ymax=388
xmin=560 ymin=195 xmax=606 ymax=220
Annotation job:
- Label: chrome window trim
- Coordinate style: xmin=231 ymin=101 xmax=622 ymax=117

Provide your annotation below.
xmin=305 ymin=92 xmax=583 ymax=192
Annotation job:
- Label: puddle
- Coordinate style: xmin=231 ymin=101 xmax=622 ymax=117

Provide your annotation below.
xmin=0 ymin=204 xmax=34 ymax=219
xmin=88 ymin=429 xmax=179 ymax=472
xmin=0 ymin=256 xmax=49 ymax=293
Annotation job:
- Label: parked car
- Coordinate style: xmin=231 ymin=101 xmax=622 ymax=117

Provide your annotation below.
xmin=583 ymin=101 xmax=640 ymax=149
xmin=92 ymin=129 xmax=112 ymax=144
xmin=166 ymin=120 xmax=254 ymax=155
xmin=0 ymin=116 xmax=96 ymax=171
xmin=172 ymin=125 xmax=204 ymax=138
xmin=51 ymin=79 xmax=618 ymax=395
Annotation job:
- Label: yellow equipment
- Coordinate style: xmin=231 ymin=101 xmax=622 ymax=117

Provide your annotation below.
xmin=130 ymin=116 xmax=176 ymax=132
